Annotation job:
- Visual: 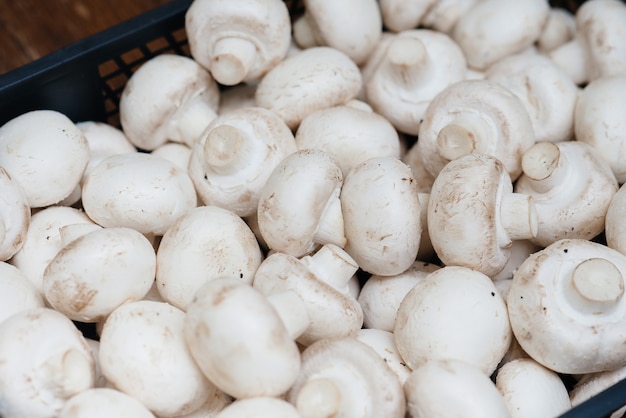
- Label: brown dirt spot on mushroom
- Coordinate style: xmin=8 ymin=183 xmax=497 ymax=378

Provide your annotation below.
xmin=68 ymin=282 xmax=99 ymax=313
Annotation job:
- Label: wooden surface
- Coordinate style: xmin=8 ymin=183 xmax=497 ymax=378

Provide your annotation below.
xmin=0 ymin=0 xmax=173 ymax=76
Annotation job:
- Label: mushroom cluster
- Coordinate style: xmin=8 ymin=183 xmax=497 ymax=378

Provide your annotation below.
xmin=2 ymin=0 xmax=626 ymax=417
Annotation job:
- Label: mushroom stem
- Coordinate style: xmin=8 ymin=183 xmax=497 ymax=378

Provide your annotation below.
xmin=167 ymin=92 xmax=218 ymax=147
xmin=210 ymin=37 xmax=257 ymax=86
xmin=384 ymin=36 xmax=430 ymax=90
xmin=203 ymin=125 xmax=253 ymax=175
xmin=569 ymin=258 xmax=624 ymax=314
xmin=301 ymin=244 xmax=358 ymax=292
xmin=521 ymin=142 xmax=567 ymax=194
xmin=41 ymin=348 xmax=94 ymax=398
xmin=312 ymin=188 xmax=346 ymax=249
xmin=295 ymin=378 xmax=342 ymax=418
xmin=266 ymin=290 xmax=310 ymax=340
xmin=436 ymin=120 xmax=488 ymax=162
xmin=500 ymin=193 xmax=539 ymax=242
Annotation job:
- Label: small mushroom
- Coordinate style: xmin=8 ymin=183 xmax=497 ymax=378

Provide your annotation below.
xmin=184 ymin=278 xmax=301 ymax=399
xmin=394 ymin=266 xmax=512 ymax=376
xmin=185 ymin=0 xmax=291 ymax=86
xmin=0 ymin=166 xmax=29 ymax=261
xmin=119 ymin=54 xmax=219 ymax=150
xmin=99 ymin=300 xmax=216 ymax=417
xmin=0 ymin=262 xmax=44 ymax=325
xmin=451 ymin=0 xmax=550 ymax=71
xmin=365 ymin=29 xmax=467 ymax=135
xmin=255 ymin=47 xmax=362 ymax=130
xmin=341 ymin=156 xmax=422 ymax=276
xmin=495 ymin=358 xmax=571 ymax=418
xmin=507 ymin=239 xmax=626 ymax=374
xmin=188 ymin=107 xmax=297 ymax=217
xmin=287 ymin=337 xmax=406 ymax=418
xmin=292 ymin=0 xmax=382 ymax=65
xmin=404 ymin=359 xmax=510 ymax=418
xmin=414 ymin=79 xmax=536 ymax=180
xmin=57 ymin=388 xmax=156 ymax=418
xmin=420 ymin=0 xmax=482 ymax=34
xmin=0 ymin=308 xmax=95 ymax=418
xmin=257 ymin=149 xmax=345 ymax=257
xmin=214 ymin=397 xmax=300 ymax=418
xmin=0 ymin=109 xmax=90 ymax=208
xmin=81 ymin=152 xmax=197 ymax=236
xmin=76 ymin=121 xmax=137 ymax=180
xmin=515 ymin=141 xmax=618 ymax=247
xmin=427 ymin=153 xmax=538 ymax=277
xmin=156 ymin=205 xmax=263 ymax=311
xmin=536 ymin=7 xmax=577 ymax=53
xmin=378 ymin=0 xmax=436 ymax=32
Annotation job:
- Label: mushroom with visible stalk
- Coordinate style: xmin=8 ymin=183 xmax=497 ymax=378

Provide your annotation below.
xmin=184 ymin=278 xmax=302 ymax=399
xmin=536 ymin=7 xmax=576 ymax=53
xmin=99 ymin=300 xmax=217 ymax=417
xmin=57 ymin=388 xmax=156 ymax=418
xmin=427 ymin=153 xmax=538 ymax=277
xmin=0 ymin=262 xmax=44 ymax=324
xmin=156 ymin=205 xmax=263 ymax=311
xmin=574 ymin=75 xmax=626 ymax=183
xmin=292 ymin=0 xmax=382 ymax=65
xmin=548 ymin=0 xmax=626 ymax=85
xmin=414 ymin=79 xmax=536 ymax=180
xmin=341 ymin=156 xmax=422 ymax=276
xmin=404 ymin=359 xmax=510 ymax=418
xmin=495 ymin=358 xmax=571 ymax=418
xmin=255 ymin=47 xmax=362 ymax=130
xmin=188 ymin=107 xmax=297 ymax=217
xmin=257 ymin=149 xmax=346 ymax=257
xmin=365 ymin=29 xmax=467 ymax=135
xmin=253 ymin=243 xmax=362 ymax=347
xmin=357 ymin=260 xmax=440 ymax=332
xmin=0 ymin=109 xmax=90 ymax=208
xmin=0 ymin=166 xmax=29 ymax=261
xmin=42 ymin=227 xmax=156 ymax=323
xmin=394 ymin=266 xmax=512 ymax=376
xmin=514 ymin=141 xmax=618 ymax=247
xmin=452 ymin=0 xmax=550 ymax=71
xmin=214 ymin=397 xmax=300 ymax=418
xmin=507 ymin=239 xmax=626 ymax=374
xmin=81 ymin=152 xmax=197 ymax=236
xmin=0 ymin=308 xmax=95 ymax=418
xmin=119 ymin=54 xmax=219 ymax=150
xmin=185 ymin=0 xmax=291 ymax=86
xmin=485 ymin=52 xmax=579 ymax=144
xmin=287 ymin=337 xmax=406 ymax=418
xmin=355 ymin=329 xmax=412 ymax=385
xmin=295 ymin=102 xmax=401 ymax=177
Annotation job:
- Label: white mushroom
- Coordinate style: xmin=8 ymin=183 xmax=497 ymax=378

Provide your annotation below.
xmin=570 ymin=364 xmax=626 ymax=416
xmin=156 ymin=205 xmax=263 ymax=311
xmin=395 ymin=266 xmax=512 ymax=376
xmin=378 ymin=0 xmax=436 ymax=32
xmin=0 ymin=166 xmax=29 ymax=261
xmin=0 ymin=308 xmax=95 ymax=418
xmin=341 ymin=156 xmax=422 ymax=276
xmin=171 ymin=390 xmax=232 ymax=418
xmin=536 ymin=7 xmax=577 ymax=53
xmin=420 ymin=0 xmax=482 ymax=34
xmin=99 ymin=300 xmax=216 ymax=417
xmin=185 ymin=0 xmax=291 ymax=86
xmin=76 ymin=121 xmax=136 ymax=179
xmin=355 ymin=329 xmax=412 ymax=386
xmin=57 ymin=388 xmax=156 ymax=418
xmin=184 ymin=278 xmax=301 ymax=399
xmin=287 ymin=337 xmax=406 ymax=418
xmin=214 ymin=397 xmax=300 ymax=418
xmin=507 ymin=239 xmax=626 ymax=374
xmin=0 ymin=262 xmax=44 ymax=325
xmin=0 ymin=109 xmax=90 ymax=208
xmin=150 ymin=141 xmax=192 ymax=170
xmin=188 ymin=106 xmax=297 ymax=217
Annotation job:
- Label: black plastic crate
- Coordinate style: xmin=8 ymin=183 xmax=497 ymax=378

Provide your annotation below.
xmin=0 ymin=1 xmax=623 ymax=417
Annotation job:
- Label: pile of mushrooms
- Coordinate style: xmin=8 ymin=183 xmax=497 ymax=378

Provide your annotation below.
xmin=2 ymin=0 xmax=626 ymax=417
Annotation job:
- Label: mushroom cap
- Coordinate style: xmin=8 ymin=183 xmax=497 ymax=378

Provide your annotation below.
xmin=184 ymin=278 xmax=301 ymax=399
xmin=507 ymin=239 xmax=626 ymax=374
xmin=0 ymin=167 xmax=30 ymax=261
xmin=58 ymin=388 xmax=156 ymax=418
xmin=341 ymin=156 xmax=422 ymax=276
xmin=185 ymin=0 xmax=291 ymax=85
xmin=253 ymin=251 xmax=363 ymax=346
xmin=150 ymin=141 xmax=192 ymax=170
xmin=214 ymin=397 xmax=300 ymax=418
xmin=295 ymin=104 xmax=401 ymax=177
xmin=76 ymin=121 xmax=136 ymax=181
xmin=81 ymin=152 xmax=197 ymax=236
xmin=394 ymin=266 xmax=512 ymax=375
xmin=404 ymin=359 xmax=509 ymax=418
xmin=570 ymin=364 xmax=626 ymax=408
xmin=495 ymin=358 xmax=571 ymax=418
xmin=257 ymin=149 xmax=345 ymax=257
xmin=0 ymin=262 xmax=44 ymax=324
xmin=0 ymin=109 xmax=90 ymax=208
xmin=452 ymin=0 xmax=550 ymax=71
xmin=416 ymin=79 xmax=536 ymax=180
xmin=188 ymin=106 xmax=297 ymax=217
xmin=287 ymin=337 xmax=406 ymax=418
xmin=43 ymin=227 xmax=156 ymax=323
xmin=255 ymin=46 xmax=362 ymax=130
xmin=0 ymin=308 xmax=95 ymax=418
xmin=420 ymin=0 xmax=482 ymax=34
xmin=119 ymin=54 xmax=219 ymax=150
xmin=156 ymin=205 xmax=263 ymax=311
xmin=355 ymin=329 xmax=412 ymax=385
xmin=99 ymin=300 xmax=215 ymax=417
xmin=378 ymin=0 xmax=437 ymax=32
